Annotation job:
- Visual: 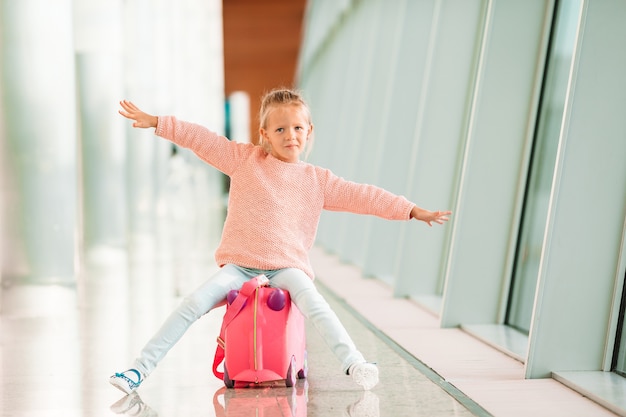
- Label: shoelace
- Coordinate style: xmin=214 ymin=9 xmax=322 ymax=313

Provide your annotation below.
xmin=115 ymin=371 xmax=141 ymax=388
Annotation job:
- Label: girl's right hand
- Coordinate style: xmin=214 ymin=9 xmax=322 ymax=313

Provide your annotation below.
xmin=119 ymin=100 xmax=158 ymax=129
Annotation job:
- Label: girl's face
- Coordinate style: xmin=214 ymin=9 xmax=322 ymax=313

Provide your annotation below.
xmin=260 ymin=104 xmax=313 ymax=163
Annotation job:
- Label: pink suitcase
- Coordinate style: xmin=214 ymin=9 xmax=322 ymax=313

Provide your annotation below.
xmin=212 ymin=275 xmax=307 ymax=387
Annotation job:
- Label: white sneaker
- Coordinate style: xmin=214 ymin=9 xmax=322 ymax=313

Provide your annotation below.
xmin=346 ymin=391 xmax=380 ymax=417
xmin=110 ymin=392 xmax=157 ymax=416
xmin=349 ymin=363 xmax=379 ymax=390
xmin=110 ymin=392 xmax=142 ymax=414
xmin=110 ymin=369 xmax=143 ymax=394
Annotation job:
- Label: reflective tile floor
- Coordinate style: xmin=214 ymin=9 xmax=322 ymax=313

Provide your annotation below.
xmin=0 ymin=242 xmax=479 ymax=417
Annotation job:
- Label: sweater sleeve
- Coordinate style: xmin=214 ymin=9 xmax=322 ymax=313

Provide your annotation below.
xmin=321 ymin=169 xmax=415 ymax=220
xmin=155 ymin=115 xmax=254 ymax=176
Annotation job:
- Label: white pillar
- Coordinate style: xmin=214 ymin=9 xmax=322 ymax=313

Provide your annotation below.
xmin=74 ymin=0 xmax=126 ymax=252
xmin=123 ymin=0 xmax=159 ymax=245
xmin=228 ymin=91 xmax=251 ymax=143
xmin=0 ymin=0 xmax=77 ymax=287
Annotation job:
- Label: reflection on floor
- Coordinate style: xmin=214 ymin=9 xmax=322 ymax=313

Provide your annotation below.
xmin=1 ymin=240 xmax=480 ymax=417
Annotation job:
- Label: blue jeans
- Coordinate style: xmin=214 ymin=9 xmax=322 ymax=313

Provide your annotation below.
xmin=133 ymin=264 xmax=365 ymax=376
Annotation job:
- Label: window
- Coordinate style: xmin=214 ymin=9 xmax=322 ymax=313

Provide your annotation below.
xmin=612 ymin=271 xmax=626 ymax=376
xmin=506 ymin=0 xmax=582 ymax=333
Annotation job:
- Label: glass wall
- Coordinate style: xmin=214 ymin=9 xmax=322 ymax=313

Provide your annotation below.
xmin=298 ymin=0 xmax=626 ymax=411
xmin=613 ymin=271 xmax=626 ymax=376
xmin=0 ymin=0 xmax=225 ymax=296
xmin=506 ymin=0 xmax=583 ymax=334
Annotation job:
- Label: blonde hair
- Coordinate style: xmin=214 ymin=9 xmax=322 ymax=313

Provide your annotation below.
xmin=258 ymin=88 xmax=314 ymax=158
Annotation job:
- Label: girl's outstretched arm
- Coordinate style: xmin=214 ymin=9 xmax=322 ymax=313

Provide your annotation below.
xmin=410 ymin=206 xmax=452 ymax=227
xmin=119 ymin=100 xmax=158 ymax=129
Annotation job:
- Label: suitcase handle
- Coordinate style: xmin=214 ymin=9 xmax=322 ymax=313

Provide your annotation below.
xmin=212 ymin=387 xmax=226 ymax=417
xmin=212 ymin=274 xmax=269 ymax=380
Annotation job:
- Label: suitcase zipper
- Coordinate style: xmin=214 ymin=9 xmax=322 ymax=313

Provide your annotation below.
xmin=253 ymin=287 xmax=259 ymax=373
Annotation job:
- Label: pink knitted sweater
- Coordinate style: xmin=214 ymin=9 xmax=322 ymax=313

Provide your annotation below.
xmin=156 ymin=116 xmax=415 ymax=278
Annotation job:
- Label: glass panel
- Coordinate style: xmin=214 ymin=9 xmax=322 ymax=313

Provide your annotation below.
xmin=506 ymin=0 xmax=582 ymax=333
xmin=613 ymin=271 xmax=626 ymax=376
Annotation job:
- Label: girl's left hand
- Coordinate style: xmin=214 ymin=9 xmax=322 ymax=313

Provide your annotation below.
xmin=410 ymin=207 xmax=452 ymax=227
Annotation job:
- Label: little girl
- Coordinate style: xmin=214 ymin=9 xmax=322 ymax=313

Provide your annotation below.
xmin=110 ymin=88 xmax=450 ymax=394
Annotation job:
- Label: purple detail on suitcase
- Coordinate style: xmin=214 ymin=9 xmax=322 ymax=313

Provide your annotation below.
xmin=267 ymin=289 xmax=287 ymax=311
xmin=227 ymin=289 xmax=240 ymax=305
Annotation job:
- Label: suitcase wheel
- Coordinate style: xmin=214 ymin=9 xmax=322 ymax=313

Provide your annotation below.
xmin=285 ymin=356 xmax=297 ymax=387
xmin=297 ymin=350 xmax=308 ymax=379
xmin=223 ymin=365 xmax=235 ymax=388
